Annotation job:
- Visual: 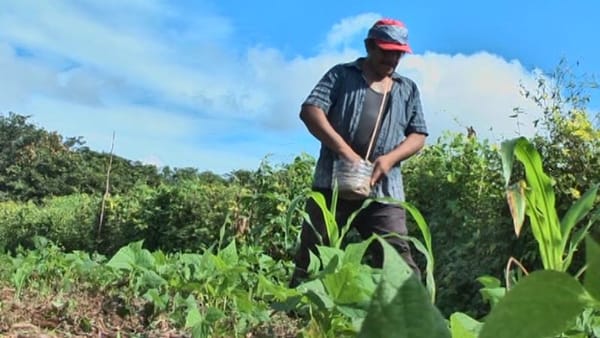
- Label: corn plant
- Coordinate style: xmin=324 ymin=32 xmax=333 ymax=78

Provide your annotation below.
xmin=449 ymin=137 xmax=600 ymax=338
xmin=268 ymin=188 xmax=442 ymax=336
xmin=501 ymin=136 xmax=599 ymax=272
xmin=302 ymin=188 xmax=437 ymax=300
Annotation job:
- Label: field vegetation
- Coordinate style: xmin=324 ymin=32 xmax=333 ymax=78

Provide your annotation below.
xmin=1 ymin=65 xmax=599 ymax=337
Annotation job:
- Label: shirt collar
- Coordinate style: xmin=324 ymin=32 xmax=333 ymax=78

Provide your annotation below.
xmin=345 ymin=57 xmax=403 ymax=81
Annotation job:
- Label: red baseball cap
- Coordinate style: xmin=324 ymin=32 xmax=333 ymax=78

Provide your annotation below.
xmin=367 ymin=19 xmax=412 ymax=53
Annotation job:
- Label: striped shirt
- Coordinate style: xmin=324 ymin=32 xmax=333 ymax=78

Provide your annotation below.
xmin=302 ymin=57 xmax=428 ymax=201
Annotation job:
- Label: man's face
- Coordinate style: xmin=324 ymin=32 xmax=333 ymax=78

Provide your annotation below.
xmin=368 ymin=44 xmax=405 ymax=77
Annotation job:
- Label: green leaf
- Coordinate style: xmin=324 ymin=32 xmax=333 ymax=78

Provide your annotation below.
xmin=185 ymin=303 xmax=202 ymax=328
xmin=480 ymin=270 xmax=588 ymax=338
xmin=205 ymin=307 xmax=225 ymax=323
xmin=358 ymin=238 xmax=450 ymax=338
xmin=257 ymin=275 xmax=300 ymax=301
xmin=400 ymin=201 xmax=433 ymax=256
xmin=585 ymin=236 xmax=600 ymax=301
xmin=107 ymin=240 xmax=154 ymax=271
xmin=322 ymin=263 xmax=376 ymax=305
xmin=106 ymin=245 xmax=136 ymax=271
xmin=396 ymin=234 xmax=437 ymax=303
xmin=191 ymin=323 xmax=209 ymax=338
xmin=336 ymin=304 xmax=368 ymax=321
xmin=298 ymin=279 xmax=335 ymax=311
xmin=137 ymin=270 xmax=166 ymax=290
xmin=308 ymin=191 xmax=338 ymax=247
xmin=501 ymin=137 xmax=563 ymax=270
xmin=450 ymin=312 xmax=482 ymax=338
xmin=143 ymin=288 xmax=168 ymax=311
xmin=373 ymin=198 xmax=438 ymax=302
xmin=561 ymin=184 xmax=598 ymax=236
xmin=343 ymin=239 xmax=373 ymax=265
xmin=218 ymin=240 xmax=238 ymax=266
xmin=317 ymin=245 xmax=344 ymax=270
xmin=477 ymin=275 xmax=506 ymax=308
xmin=477 ymin=275 xmax=501 ymax=288
xmin=306 ymin=250 xmax=321 ymax=276
xmin=560 ymin=184 xmax=598 ymax=251
xmin=564 ymin=209 xmax=600 ymax=271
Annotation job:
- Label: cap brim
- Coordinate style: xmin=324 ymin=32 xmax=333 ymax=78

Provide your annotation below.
xmin=374 ymin=40 xmax=412 ymax=53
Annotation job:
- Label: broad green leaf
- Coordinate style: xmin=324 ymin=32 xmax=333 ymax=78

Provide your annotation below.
xmin=450 ymin=312 xmax=482 ymax=338
xmin=477 ymin=275 xmax=506 ymax=308
xmin=107 ymin=240 xmax=154 ymax=271
xmin=257 ymin=275 xmax=299 ymax=301
xmin=106 ymin=245 xmax=135 ymax=271
xmin=185 ymin=303 xmax=201 ymax=328
xmin=306 ymin=250 xmax=321 ymax=276
xmin=204 ymin=307 xmax=225 ymax=323
xmin=322 ymin=263 xmax=376 ymax=305
xmin=477 ymin=275 xmax=502 ymax=288
xmin=218 ymin=240 xmax=238 ymax=266
xmin=298 ymin=279 xmax=335 ymax=311
xmin=343 ymin=238 xmax=374 ymax=265
xmin=592 ymin=314 xmax=600 ymax=337
xmin=585 ymin=236 xmax=600 ymax=301
xmin=480 ymin=270 xmax=588 ymax=338
xmin=358 ymin=238 xmax=450 ymax=338
xmin=317 ymin=245 xmax=344 ymax=270
xmin=137 ymin=270 xmax=167 ymax=289
xmin=143 ymin=288 xmax=168 ymax=311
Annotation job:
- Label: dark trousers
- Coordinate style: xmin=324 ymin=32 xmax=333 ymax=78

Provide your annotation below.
xmin=290 ymin=189 xmax=420 ymax=287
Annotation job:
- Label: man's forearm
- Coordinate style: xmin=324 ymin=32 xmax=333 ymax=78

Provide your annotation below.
xmin=300 ymin=104 xmax=361 ymax=162
xmin=386 ymin=132 xmax=426 ymax=165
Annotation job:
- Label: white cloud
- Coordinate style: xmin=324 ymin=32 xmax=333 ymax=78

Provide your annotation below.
xmin=0 ymin=4 xmax=546 ymax=173
xmin=398 ymin=52 xmax=543 ymax=142
xmin=324 ymin=13 xmax=381 ymax=50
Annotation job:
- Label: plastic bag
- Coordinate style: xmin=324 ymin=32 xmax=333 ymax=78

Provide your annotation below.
xmin=332 ymin=159 xmax=373 ymax=200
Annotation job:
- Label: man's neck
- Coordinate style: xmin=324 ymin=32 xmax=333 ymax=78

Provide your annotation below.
xmin=361 ymin=59 xmax=392 ymax=93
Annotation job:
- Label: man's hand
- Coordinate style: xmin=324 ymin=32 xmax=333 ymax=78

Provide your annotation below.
xmin=300 ymin=104 xmax=363 ymax=163
xmin=369 ymin=133 xmax=427 ymax=186
xmin=370 ymin=154 xmax=395 ymax=186
xmin=341 ymin=149 xmax=363 ymax=164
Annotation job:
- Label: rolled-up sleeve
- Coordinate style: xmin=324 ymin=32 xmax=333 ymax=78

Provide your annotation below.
xmin=404 ymin=83 xmax=428 ymax=136
xmin=302 ymin=65 xmax=342 ymax=115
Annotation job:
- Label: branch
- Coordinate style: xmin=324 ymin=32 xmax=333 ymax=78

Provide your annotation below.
xmin=97 ymin=131 xmax=115 ymax=240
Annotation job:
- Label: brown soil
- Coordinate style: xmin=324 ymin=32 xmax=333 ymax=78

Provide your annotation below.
xmin=0 ymin=286 xmax=301 ymax=337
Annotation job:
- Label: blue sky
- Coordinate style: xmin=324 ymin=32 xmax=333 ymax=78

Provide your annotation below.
xmin=1 ymin=1 xmax=598 ymax=174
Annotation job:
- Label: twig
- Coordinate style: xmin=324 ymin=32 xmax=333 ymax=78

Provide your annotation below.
xmin=97 ymin=131 xmax=115 ymax=240
xmin=505 ymin=256 xmax=529 ymax=290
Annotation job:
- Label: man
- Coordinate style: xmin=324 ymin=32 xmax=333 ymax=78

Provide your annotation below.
xmin=290 ymin=18 xmax=428 ymax=287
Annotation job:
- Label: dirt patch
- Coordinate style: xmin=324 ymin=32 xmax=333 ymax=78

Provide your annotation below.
xmin=1 ymin=285 xmax=302 ymax=337
xmin=0 ymin=285 xmax=187 ymax=337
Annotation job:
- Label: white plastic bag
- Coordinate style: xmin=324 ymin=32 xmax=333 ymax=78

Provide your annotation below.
xmin=332 ymin=159 xmax=373 ymax=200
